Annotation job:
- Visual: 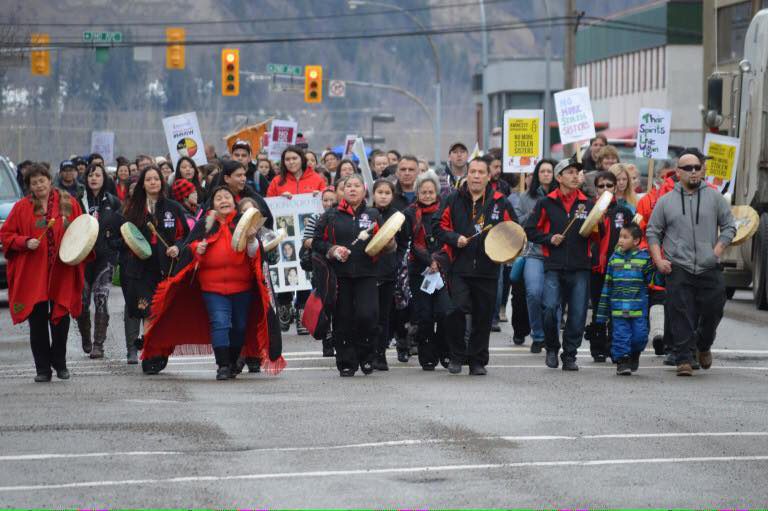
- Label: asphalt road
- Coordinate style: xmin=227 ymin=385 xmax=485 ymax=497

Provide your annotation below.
xmin=0 ymin=287 xmax=767 ymax=508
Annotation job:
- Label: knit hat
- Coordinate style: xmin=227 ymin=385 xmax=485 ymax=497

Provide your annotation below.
xmin=172 ymin=178 xmax=196 ymax=202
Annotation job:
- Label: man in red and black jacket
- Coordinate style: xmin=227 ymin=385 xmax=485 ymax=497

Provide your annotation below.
xmin=433 ymin=158 xmax=518 ymax=376
xmin=524 ymin=157 xmax=599 ymax=371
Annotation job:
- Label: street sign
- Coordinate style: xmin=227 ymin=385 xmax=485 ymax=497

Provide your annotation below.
xmin=83 ymin=31 xmax=123 ymax=44
xmin=266 ymin=63 xmax=302 ymax=76
xmin=329 ymin=80 xmax=346 ymax=98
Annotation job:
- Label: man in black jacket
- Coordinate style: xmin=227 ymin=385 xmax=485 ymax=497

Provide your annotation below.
xmin=525 ymin=157 xmax=597 ymax=371
xmin=434 ymin=158 xmax=518 ymax=375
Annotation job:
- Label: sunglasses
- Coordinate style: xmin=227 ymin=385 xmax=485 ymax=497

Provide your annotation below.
xmin=678 ymin=164 xmax=703 ymax=172
xmin=595 ymin=183 xmax=615 ymax=189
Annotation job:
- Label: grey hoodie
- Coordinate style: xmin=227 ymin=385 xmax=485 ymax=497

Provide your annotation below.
xmin=646 ymin=181 xmax=736 ymax=275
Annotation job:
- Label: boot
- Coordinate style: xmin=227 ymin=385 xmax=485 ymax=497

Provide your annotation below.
xmin=77 ymin=314 xmax=92 ymax=354
xmin=296 ymin=308 xmax=309 ymax=335
xmin=229 ymin=345 xmax=243 ymax=377
xmin=213 ymin=347 xmax=231 ymax=381
xmin=322 ymin=334 xmax=335 ymax=357
xmin=372 ymin=353 xmax=389 ymax=371
xmin=126 ymin=340 xmax=138 ymax=365
xmin=90 ymin=311 xmax=109 ymax=359
xmin=616 ymin=356 xmax=632 ymax=375
xmin=278 ymin=304 xmax=292 ymax=332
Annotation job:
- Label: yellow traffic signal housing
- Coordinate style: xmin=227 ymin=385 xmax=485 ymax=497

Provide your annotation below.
xmin=304 ymin=65 xmax=322 ymax=103
xmin=166 ymin=27 xmax=185 ymax=70
xmin=30 ymin=33 xmax=50 ymax=76
xmin=221 ymin=49 xmax=240 ymax=96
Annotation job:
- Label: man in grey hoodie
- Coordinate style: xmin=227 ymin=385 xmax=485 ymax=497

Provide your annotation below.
xmin=646 ymin=148 xmax=736 ymax=376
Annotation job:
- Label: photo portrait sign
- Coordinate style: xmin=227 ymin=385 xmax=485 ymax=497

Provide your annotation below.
xmin=267 ymin=119 xmax=298 ymax=161
xmin=635 ymin=108 xmax=671 ymax=159
xmin=502 ymin=109 xmax=543 ymax=173
xmin=90 ymin=131 xmax=115 ymax=165
xmin=264 ymin=193 xmax=323 ymax=293
xmin=162 ymin=111 xmax=208 ymax=168
xmin=554 ymin=87 xmax=596 ymax=145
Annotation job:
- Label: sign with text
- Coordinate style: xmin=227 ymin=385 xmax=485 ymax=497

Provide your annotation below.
xmin=635 ymin=108 xmax=671 ymax=159
xmin=267 ymin=119 xmax=298 ymax=161
xmin=502 ymin=109 xmax=543 ymax=173
xmin=343 ymin=134 xmax=357 ymax=158
xmin=162 ymin=112 xmax=208 ymax=168
xmin=264 ymin=194 xmax=323 ymax=293
xmin=554 ymin=87 xmax=596 ymax=145
xmin=704 ymin=133 xmax=740 ymax=194
xmin=90 ymin=131 xmax=115 ymax=165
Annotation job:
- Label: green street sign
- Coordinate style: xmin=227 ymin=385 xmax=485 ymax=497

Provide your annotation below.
xmin=83 ymin=31 xmax=123 ymax=44
xmin=267 ymin=63 xmax=303 ymax=76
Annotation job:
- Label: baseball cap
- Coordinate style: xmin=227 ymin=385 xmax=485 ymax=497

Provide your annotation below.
xmin=448 ymin=142 xmax=468 ymax=153
xmin=678 ymin=147 xmax=712 ymax=163
xmin=59 ymin=160 xmax=75 ymax=172
xmin=232 ymin=139 xmax=252 ymax=154
xmin=554 ymin=157 xmax=583 ymax=175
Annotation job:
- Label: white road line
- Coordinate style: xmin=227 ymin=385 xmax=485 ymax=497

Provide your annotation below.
xmin=2 ymin=455 xmax=768 ymax=492
xmin=1 ymin=431 xmax=766 ymax=461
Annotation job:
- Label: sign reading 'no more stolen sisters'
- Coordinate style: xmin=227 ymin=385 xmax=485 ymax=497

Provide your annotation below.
xmin=704 ymin=133 xmax=740 ymax=194
xmin=554 ymin=87 xmax=596 ymax=146
xmin=162 ymin=112 xmax=208 ymax=168
xmin=502 ymin=109 xmax=543 ymax=174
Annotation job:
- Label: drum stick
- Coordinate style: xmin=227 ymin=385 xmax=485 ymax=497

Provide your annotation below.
xmin=468 ymin=224 xmax=493 ymax=240
xmin=36 ymin=218 xmax=56 ymax=240
xmin=350 ymin=225 xmax=375 ymax=246
xmin=147 ymin=222 xmax=171 ymax=250
xmin=561 ymin=215 xmax=579 ymax=236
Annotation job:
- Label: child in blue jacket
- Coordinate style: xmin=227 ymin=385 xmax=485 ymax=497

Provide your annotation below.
xmin=596 ymin=224 xmax=654 ymax=375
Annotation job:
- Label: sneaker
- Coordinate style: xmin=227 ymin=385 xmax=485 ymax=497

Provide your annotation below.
xmin=372 ymin=356 xmax=389 ymax=371
xmin=498 ymin=309 xmax=508 ymax=322
xmin=698 ymin=350 xmax=712 ymax=370
xmin=339 ymin=368 xmax=356 ymax=377
xmin=360 ymin=361 xmax=374 ymax=375
xmin=676 ymin=363 xmax=693 ymax=376
xmin=652 ymin=335 xmax=665 ymax=355
xmin=545 ymin=350 xmax=559 ymax=368
xmin=448 ymin=359 xmax=462 ymax=374
xmin=561 ymin=356 xmax=579 ymax=371
xmin=34 ymin=373 xmax=52 ymax=383
xmin=397 ymin=350 xmax=409 ymax=363
xmin=616 ymin=357 xmax=632 ymax=375
xmin=530 ymin=341 xmax=544 ymax=354
xmin=593 ymin=354 xmax=607 ymax=363
xmin=663 ymin=352 xmax=676 ymax=366
xmin=630 ymin=352 xmax=641 ymax=372
xmin=216 ymin=366 xmax=230 ymax=380
xmin=512 ymin=335 xmax=525 ymax=345
xmin=491 ymin=321 xmax=501 ymax=333
xmin=469 ymin=364 xmax=487 ymax=376
xmin=690 ymin=357 xmax=701 ymax=371
xmin=440 ymin=356 xmax=451 ymax=369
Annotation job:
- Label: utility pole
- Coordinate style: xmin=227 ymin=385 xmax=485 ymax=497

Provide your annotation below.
xmin=563 ymin=0 xmax=575 ymax=91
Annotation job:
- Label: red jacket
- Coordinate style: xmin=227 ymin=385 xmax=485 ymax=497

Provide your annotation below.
xmin=188 ymin=212 xmax=252 ymax=295
xmin=266 ymin=167 xmax=326 ymax=197
xmin=0 ymin=190 xmax=86 ymax=324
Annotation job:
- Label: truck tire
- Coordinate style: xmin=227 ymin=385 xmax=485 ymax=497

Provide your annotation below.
xmin=754 ymin=213 xmax=768 ymax=310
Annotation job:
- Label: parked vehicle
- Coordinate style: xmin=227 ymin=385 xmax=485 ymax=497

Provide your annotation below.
xmin=0 ymin=155 xmax=23 ymax=289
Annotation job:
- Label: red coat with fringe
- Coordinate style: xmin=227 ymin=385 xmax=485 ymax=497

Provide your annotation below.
xmin=141 ymin=214 xmax=286 ymax=375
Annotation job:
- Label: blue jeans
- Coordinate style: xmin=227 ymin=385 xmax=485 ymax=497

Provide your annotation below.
xmin=542 ymin=270 xmax=589 ymax=357
xmin=202 ymin=291 xmax=253 ymax=349
xmin=611 ymin=316 xmax=649 ymax=360
xmin=523 ymin=258 xmax=546 ymax=342
xmin=494 ymin=264 xmax=511 ymax=321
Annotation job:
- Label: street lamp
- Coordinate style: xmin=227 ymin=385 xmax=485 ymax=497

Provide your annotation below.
xmin=371 ymin=113 xmax=395 ymax=149
xmin=348 ymin=0 xmax=442 ymax=166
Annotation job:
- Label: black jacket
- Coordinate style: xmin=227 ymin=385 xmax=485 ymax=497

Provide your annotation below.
xmin=524 ymin=188 xmax=597 ymax=272
xmin=433 ymin=183 xmax=518 ymax=279
xmin=312 ymin=200 xmax=382 ymax=279
xmin=375 ymin=204 xmax=408 ymax=282
xmin=404 ymin=200 xmax=442 ymax=276
xmin=246 ymin=162 xmax=270 ymax=196
xmin=79 ymin=190 xmax=122 ymax=266
xmin=391 ymin=182 xmax=417 ymax=213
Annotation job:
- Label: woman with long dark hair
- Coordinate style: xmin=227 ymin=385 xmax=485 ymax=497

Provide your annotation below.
xmin=208 ymin=160 xmax=273 ymax=229
xmin=174 ymin=156 xmax=205 ymax=203
xmin=115 ymin=156 xmax=132 ymax=203
xmin=334 ymin=158 xmax=358 ymax=185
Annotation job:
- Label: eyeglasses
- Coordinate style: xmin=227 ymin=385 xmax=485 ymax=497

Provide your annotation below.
xmin=678 ymin=164 xmax=703 ymax=172
xmin=595 ymin=183 xmax=615 ymax=189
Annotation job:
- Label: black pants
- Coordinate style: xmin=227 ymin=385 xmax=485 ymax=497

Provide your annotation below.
xmin=410 ymin=274 xmax=450 ymax=367
xmin=393 ymin=304 xmax=412 ymax=353
xmin=28 ymin=301 xmax=70 ymax=376
xmin=666 ymin=266 xmax=726 ymax=364
xmin=334 ymin=277 xmax=379 ymax=373
xmin=587 ymin=271 xmax=610 ymax=357
xmin=510 ymin=278 xmax=531 ymax=338
xmin=376 ymin=280 xmax=394 ymax=357
xmin=445 ymin=274 xmax=497 ymax=367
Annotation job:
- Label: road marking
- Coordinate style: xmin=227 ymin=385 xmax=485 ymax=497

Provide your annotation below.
xmin=2 ymin=455 xmax=768 ymax=491
xmin=1 ymin=431 xmax=766 ymax=460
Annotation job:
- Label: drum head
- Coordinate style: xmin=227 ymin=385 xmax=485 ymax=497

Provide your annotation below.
xmin=120 ymin=222 xmax=152 ymax=260
xmin=59 ymin=214 xmax=99 ymax=265
xmin=232 ymin=208 xmax=266 ymax=252
xmin=731 ymin=205 xmax=759 ymax=246
xmin=484 ymin=221 xmax=527 ymax=264
xmin=579 ymin=190 xmax=613 ymax=237
xmin=262 ymin=228 xmax=287 ymax=252
xmin=365 ymin=211 xmax=406 ymax=257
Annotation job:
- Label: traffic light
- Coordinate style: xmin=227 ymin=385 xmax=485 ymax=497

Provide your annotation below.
xmin=221 ymin=48 xmax=240 ymax=96
xmin=166 ymin=27 xmax=185 ymax=70
xmin=304 ymin=65 xmax=322 ymax=103
xmin=30 ymin=33 xmax=50 ymax=76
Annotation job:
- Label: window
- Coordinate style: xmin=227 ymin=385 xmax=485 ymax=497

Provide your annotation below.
xmin=717 ymin=1 xmax=751 ymax=64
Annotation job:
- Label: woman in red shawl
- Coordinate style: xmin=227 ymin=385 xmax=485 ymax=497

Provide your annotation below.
xmin=0 ymin=163 xmax=86 ymax=382
xmin=142 ymin=186 xmax=285 ymax=380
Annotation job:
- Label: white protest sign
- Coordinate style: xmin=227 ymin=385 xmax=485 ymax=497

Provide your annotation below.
xmin=264 ymin=193 xmax=323 ymax=293
xmin=352 ymin=137 xmax=375 ymax=207
xmin=267 ymin=119 xmax=298 ymax=161
xmin=162 ymin=112 xmax=208 ymax=168
xmin=635 ymin=108 xmax=671 ymax=159
xmin=502 ymin=109 xmax=543 ymax=173
xmin=343 ymin=134 xmax=357 ymax=158
xmin=704 ymin=133 xmax=740 ymax=194
xmin=554 ymin=87 xmax=596 ymax=145
xmin=90 ymin=131 xmax=115 ymax=164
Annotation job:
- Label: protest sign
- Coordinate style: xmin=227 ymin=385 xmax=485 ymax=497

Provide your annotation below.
xmin=343 ymin=135 xmax=357 ymax=158
xmin=90 ymin=131 xmax=115 ymax=164
xmin=502 ymin=109 xmax=543 ymax=173
xmin=267 ymin=119 xmax=298 ymax=161
xmin=635 ymin=108 xmax=671 ymax=159
xmin=352 ymin=137 xmax=375 ymax=206
xmin=162 ymin=112 xmax=208 ymax=168
xmin=554 ymin=87 xmax=596 ymax=145
xmin=265 ymin=194 xmax=324 ymax=293
xmin=704 ymin=133 xmax=740 ymax=194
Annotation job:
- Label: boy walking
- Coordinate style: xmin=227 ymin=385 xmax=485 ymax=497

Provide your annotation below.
xmin=596 ymin=224 xmax=654 ymax=375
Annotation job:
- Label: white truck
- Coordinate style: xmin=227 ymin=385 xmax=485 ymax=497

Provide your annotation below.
xmin=723 ymin=8 xmax=768 ymax=309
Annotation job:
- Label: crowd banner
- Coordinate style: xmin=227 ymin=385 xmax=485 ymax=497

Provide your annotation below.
xmin=267 ymin=119 xmax=298 ymax=161
xmin=90 ymin=130 xmax=115 ymax=165
xmin=264 ymin=193 xmax=323 ymax=293
xmin=223 ymin=118 xmax=271 ymax=154
xmin=352 ymin=137 xmax=375 ymax=206
xmin=554 ymin=87 xmax=596 ymax=146
xmin=704 ymin=133 xmax=740 ymax=194
xmin=343 ymin=134 xmax=357 ymax=158
xmin=162 ymin=112 xmax=208 ymax=168
xmin=502 ymin=109 xmax=543 ymax=174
